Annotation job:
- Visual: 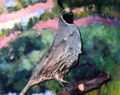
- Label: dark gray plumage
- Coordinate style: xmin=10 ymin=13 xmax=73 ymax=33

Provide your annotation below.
xmin=20 ymin=8 xmax=82 ymax=95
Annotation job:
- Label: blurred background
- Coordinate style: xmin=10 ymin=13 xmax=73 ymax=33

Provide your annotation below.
xmin=0 ymin=0 xmax=120 ymax=95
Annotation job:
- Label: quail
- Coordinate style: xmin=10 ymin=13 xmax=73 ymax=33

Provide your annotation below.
xmin=20 ymin=7 xmax=82 ymax=95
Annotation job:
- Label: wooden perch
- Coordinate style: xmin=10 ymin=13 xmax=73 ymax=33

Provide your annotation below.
xmin=58 ymin=73 xmax=111 ymax=95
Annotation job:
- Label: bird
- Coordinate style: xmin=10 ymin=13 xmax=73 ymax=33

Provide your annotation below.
xmin=20 ymin=7 xmax=82 ymax=95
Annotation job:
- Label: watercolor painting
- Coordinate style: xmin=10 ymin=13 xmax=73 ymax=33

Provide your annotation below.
xmin=0 ymin=0 xmax=120 ymax=95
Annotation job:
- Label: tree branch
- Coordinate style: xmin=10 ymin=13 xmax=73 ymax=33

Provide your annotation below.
xmin=58 ymin=73 xmax=111 ymax=95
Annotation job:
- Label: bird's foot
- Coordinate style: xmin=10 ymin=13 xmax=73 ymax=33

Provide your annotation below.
xmin=63 ymin=80 xmax=77 ymax=86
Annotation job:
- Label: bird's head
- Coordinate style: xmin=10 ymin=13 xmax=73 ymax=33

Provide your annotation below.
xmin=60 ymin=8 xmax=73 ymax=24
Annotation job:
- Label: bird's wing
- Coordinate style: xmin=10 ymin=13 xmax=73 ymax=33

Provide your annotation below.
xmin=30 ymin=40 xmax=67 ymax=79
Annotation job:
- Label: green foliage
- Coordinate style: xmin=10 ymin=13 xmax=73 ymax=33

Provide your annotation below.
xmin=9 ymin=30 xmax=45 ymax=58
xmin=0 ymin=4 xmax=4 ymax=14
xmin=7 ymin=1 xmax=22 ymax=12
xmin=56 ymin=0 xmax=120 ymax=19
xmin=7 ymin=0 xmax=47 ymax=12
xmin=52 ymin=1 xmax=61 ymax=17
xmin=79 ymin=23 xmax=120 ymax=72
xmin=0 ymin=29 xmax=55 ymax=93
xmin=0 ymin=29 xmax=10 ymax=38
xmin=27 ymin=17 xmax=39 ymax=29
xmin=27 ymin=18 xmax=34 ymax=28
xmin=15 ymin=29 xmax=54 ymax=92
xmin=102 ymin=81 xmax=120 ymax=95
xmin=101 ymin=6 xmax=120 ymax=19
xmin=45 ymin=80 xmax=62 ymax=92
xmin=28 ymin=0 xmax=47 ymax=5
xmin=39 ymin=11 xmax=55 ymax=21
xmin=7 ymin=0 xmax=28 ymax=12
xmin=91 ymin=0 xmax=120 ymax=19
xmin=13 ymin=23 xmax=23 ymax=31
xmin=19 ymin=0 xmax=28 ymax=8
xmin=40 ymin=29 xmax=54 ymax=47
xmin=86 ymin=81 xmax=120 ymax=95
xmin=74 ymin=9 xmax=92 ymax=19
xmin=57 ymin=0 xmax=92 ymax=9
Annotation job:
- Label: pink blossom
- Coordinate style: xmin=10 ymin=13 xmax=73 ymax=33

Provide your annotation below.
xmin=0 ymin=0 xmax=4 ymax=3
xmin=74 ymin=16 xmax=113 ymax=27
xmin=0 ymin=31 xmax=21 ymax=49
xmin=33 ymin=18 xmax=58 ymax=31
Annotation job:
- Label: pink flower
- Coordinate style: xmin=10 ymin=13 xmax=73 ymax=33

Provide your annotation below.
xmin=0 ymin=31 xmax=21 ymax=49
xmin=0 ymin=0 xmax=4 ymax=3
xmin=33 ymin=18 xmax=58 ymax=31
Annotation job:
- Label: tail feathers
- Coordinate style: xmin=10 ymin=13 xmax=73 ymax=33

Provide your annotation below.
xmin=20 ymin=78 xmax=43 ymax=95
xmin=20 ymin=81 xmax=33 ymax=95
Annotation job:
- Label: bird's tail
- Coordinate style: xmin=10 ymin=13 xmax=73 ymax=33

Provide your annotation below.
xmin=20 ymin=81 xmax=33 ymax=95
xmin=20 ymin=77 xmax=44 ymax=95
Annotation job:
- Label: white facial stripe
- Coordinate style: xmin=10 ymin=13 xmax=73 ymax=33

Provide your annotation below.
xmin=60 ymin=8 xmax=70 ymax=14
